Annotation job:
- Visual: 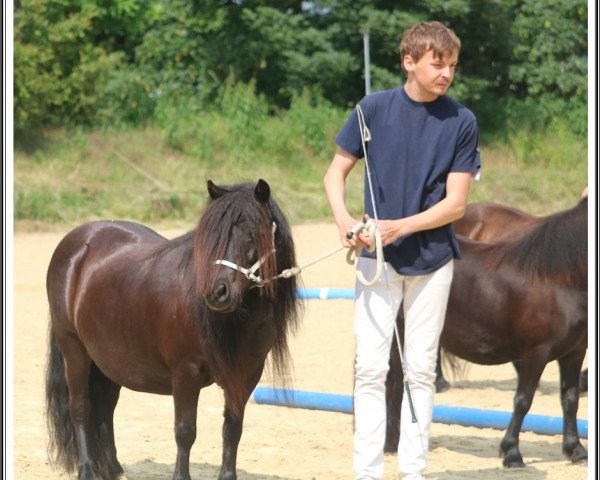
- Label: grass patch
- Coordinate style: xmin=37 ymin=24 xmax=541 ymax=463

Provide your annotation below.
xmin=14 ymin=100 xmax=588 ymax=232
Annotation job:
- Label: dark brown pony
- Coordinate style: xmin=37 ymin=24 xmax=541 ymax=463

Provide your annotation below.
xmin=435 ymin=202 xmax=547 ymax=391
xmin=392 ymin=202 xmax=548 ymax=396
xmin=385 ymin=198 xmax=588 ymax=466
xmin=438 ymin=201 xmax=587 ymax=392
xmin=45 ymin=179 xmax=301 ymax=480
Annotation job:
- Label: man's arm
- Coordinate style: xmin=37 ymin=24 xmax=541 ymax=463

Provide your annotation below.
xmin=373 ymin=171 xmax=473 ymax=246
xmin=323 ymin=147 xmax=368 ymax=248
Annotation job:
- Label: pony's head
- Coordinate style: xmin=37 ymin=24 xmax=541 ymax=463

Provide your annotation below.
xmin=194 ymin=179 xmax=297 ymax=313
xmin=193 ymin=179 xmax=301 ymax=415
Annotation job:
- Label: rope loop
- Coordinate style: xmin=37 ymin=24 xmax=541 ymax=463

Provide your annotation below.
xmin=350 ymin=219 xmax=384 ymax=287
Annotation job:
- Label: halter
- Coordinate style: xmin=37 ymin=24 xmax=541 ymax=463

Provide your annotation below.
xmin=214 ymin=222 xmax=277 ymax=287
xmin=213 ymin=217 xmax=382 ymax=288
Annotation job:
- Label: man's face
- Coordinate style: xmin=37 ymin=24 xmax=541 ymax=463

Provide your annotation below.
xmin=403 ymin=48 xmax=459 ymax=101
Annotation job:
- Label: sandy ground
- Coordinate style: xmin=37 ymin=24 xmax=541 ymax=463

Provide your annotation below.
xmin=11 ymin=223 xmax=592 ymax=479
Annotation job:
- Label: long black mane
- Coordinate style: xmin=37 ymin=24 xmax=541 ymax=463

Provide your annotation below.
xmin=487 ymin=197 xmax=587 ymax=285
xmin=192 ymin=182 xmax=302 ymax=410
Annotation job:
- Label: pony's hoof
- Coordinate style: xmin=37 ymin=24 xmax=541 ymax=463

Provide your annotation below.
xmin=569 ymin=446 xmax=588 ymax=464
xmin=113 ymin=465 xmax=125 ymax=478
xmin=435 ymin=378 xmax=451 ymax=393
xmin=503 ymin=458 xmax=526 ymax=468
xmin=501 ymin=450 xmax=525 ymax=468
xmin=217 ymin=471 xmax=237 ymax=480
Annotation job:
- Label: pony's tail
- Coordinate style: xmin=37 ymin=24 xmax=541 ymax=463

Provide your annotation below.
xmin=45 ymin=327 xmax=123 ymax=480
xmin=45 ymin=328 xmax=77 ymax=475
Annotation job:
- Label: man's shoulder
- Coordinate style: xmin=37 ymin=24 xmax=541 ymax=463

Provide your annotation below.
xmin=360 ymin=87 xmax=400 ymax=107
xmin=441 ymin=95 xmax=476 ymax=122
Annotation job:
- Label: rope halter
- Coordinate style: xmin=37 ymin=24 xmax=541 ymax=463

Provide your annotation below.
xmin=214 ymin=222 xmax=277 ymax=287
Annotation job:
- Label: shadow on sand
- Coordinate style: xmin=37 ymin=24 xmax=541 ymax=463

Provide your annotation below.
xmin=426 ymin=434 xmax=587 ymax=480
xmin=123 ymin=460 xmax=304 ymax=480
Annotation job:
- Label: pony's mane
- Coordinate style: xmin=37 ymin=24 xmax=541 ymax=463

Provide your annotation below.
xmin=487 ymin=198 xmax=587 ymax=285
xmin=191 ymin=182 xmax=302 ymax=416
xmin=145 ymin=231 xmax=195 ymax=266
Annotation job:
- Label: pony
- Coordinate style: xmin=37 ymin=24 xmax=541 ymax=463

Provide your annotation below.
xmin=439 ymin=201 xmax=588 ymax=392
xmin=434 ymin=201 xmax=548 ymax=392
xmin=390 ymin=201 xmax=548 ymax=397
xmin=384 ymin=198 xmax=588 ymax=466
xmin=45 ymin=179 xmax=301 ymax=480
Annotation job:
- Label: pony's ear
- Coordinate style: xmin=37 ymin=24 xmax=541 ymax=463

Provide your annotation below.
xmin=207 ymin=180 xmax=228 ymax=200
xmin=255 ymin=179 xmax=270 ymax=203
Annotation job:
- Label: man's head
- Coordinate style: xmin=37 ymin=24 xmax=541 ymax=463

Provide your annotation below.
xmin=399 ymin=21 xmax=461 ymax=75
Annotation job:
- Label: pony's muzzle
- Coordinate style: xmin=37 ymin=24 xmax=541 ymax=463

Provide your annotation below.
xmin=205 ymin=281 xmax=234 ymax=312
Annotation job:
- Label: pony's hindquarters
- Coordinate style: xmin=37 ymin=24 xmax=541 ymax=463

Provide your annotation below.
xmin=45 ymin=326 xmax=124 ymax=480
xmin=46 ymin=227 xmax=125 ymax=480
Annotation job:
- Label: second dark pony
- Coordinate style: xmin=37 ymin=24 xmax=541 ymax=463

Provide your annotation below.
xmin=385 ymin=199 xmax=588 ymax=466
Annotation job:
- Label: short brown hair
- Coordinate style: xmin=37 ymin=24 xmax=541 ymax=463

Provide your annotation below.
xmin=399 ymin=21 xmax=461 ymax=73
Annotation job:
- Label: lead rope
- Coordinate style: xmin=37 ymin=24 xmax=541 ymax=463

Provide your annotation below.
xmin=215 ymin=219 xmax=378 ymax=286
xmin=269 ymin=218 xmax=379 ymax=282
xmin=356 ymin=104 xmax=418 ymax=424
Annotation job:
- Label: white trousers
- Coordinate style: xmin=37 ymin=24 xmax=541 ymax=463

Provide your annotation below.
xmin=353 ymin=257 xmax=453 ymax=480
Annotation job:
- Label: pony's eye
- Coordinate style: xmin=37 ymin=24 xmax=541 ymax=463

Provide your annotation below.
xmin=244 ymin=233 xmax=256 ymax=260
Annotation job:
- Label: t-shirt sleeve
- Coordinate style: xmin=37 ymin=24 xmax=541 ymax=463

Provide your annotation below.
xmin=334 ymin=102 xmax=366 ymax=159
xmin=451 ymin=118 xmax=481 ymax=176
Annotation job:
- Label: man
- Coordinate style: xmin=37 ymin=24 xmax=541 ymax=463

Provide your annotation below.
xmin=323 ymin=21 xmax=481 ymax=480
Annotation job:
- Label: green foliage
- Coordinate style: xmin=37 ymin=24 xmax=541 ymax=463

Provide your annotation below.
xmin=285 ymin=91 xmax=347 ymax=153
xmin=502 ymin=98 xmax=587 ymax=167
xmin=509 ymin=0 xmax=587 ymax=133
xmin=15 ymin=187 xmax=65 ymax=222
xmin=13 ymin=0 xmax=154 ymax=127
xmin=13 ymin=0 xmax=589 ymax=140
xmin=95 ymin=66 xmax=156 ymax=126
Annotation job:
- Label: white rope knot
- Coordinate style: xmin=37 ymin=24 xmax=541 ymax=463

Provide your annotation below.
xmin=278 ymin=267 xmax=301 ymax=279
xmin=346 ymin=218 xmax=384 ymax=287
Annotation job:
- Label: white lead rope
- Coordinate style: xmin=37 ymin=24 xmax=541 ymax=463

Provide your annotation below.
xmin=356 ymin=103 xmax=418 ymax=424
xmin=214 ymin=219 xmax=382 ymax=287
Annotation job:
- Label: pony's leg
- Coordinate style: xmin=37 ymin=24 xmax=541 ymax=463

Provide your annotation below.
xmin=579 ymin=368 xmax=588 ymax=393
xmin=218 ymin=369 xmax=263 ymax=480
xmin=435 ymin=347 xmax=451 ymax=393
xmin=89 ymin=363 xmax=123 ymax=477
xmin=218 ymin=401 xmax=245 ymax=480
xmin=512 ymin=359 xmax=521 ymax=374
xmin=59 ymin=336 xmax=96 ymax=479
xmin=171 ymin=377 xmax=201 ymax=480
xmin=558 ymin=354 xmax=587 ymax=463
xmin=499 ymin=355 xmax=547 ymax=468
xmin=384 ymin=333 xmax=403 ymax=453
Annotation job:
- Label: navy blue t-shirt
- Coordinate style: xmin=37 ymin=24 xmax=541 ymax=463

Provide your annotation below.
xmin=335 ymin=86 xmax=481 ymax=276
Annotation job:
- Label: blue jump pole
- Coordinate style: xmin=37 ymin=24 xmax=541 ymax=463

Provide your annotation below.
xmin=296 ymin=288 xmax=355 ymax=300
xmin=251 ymin=387 xmax=588 ymax=439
